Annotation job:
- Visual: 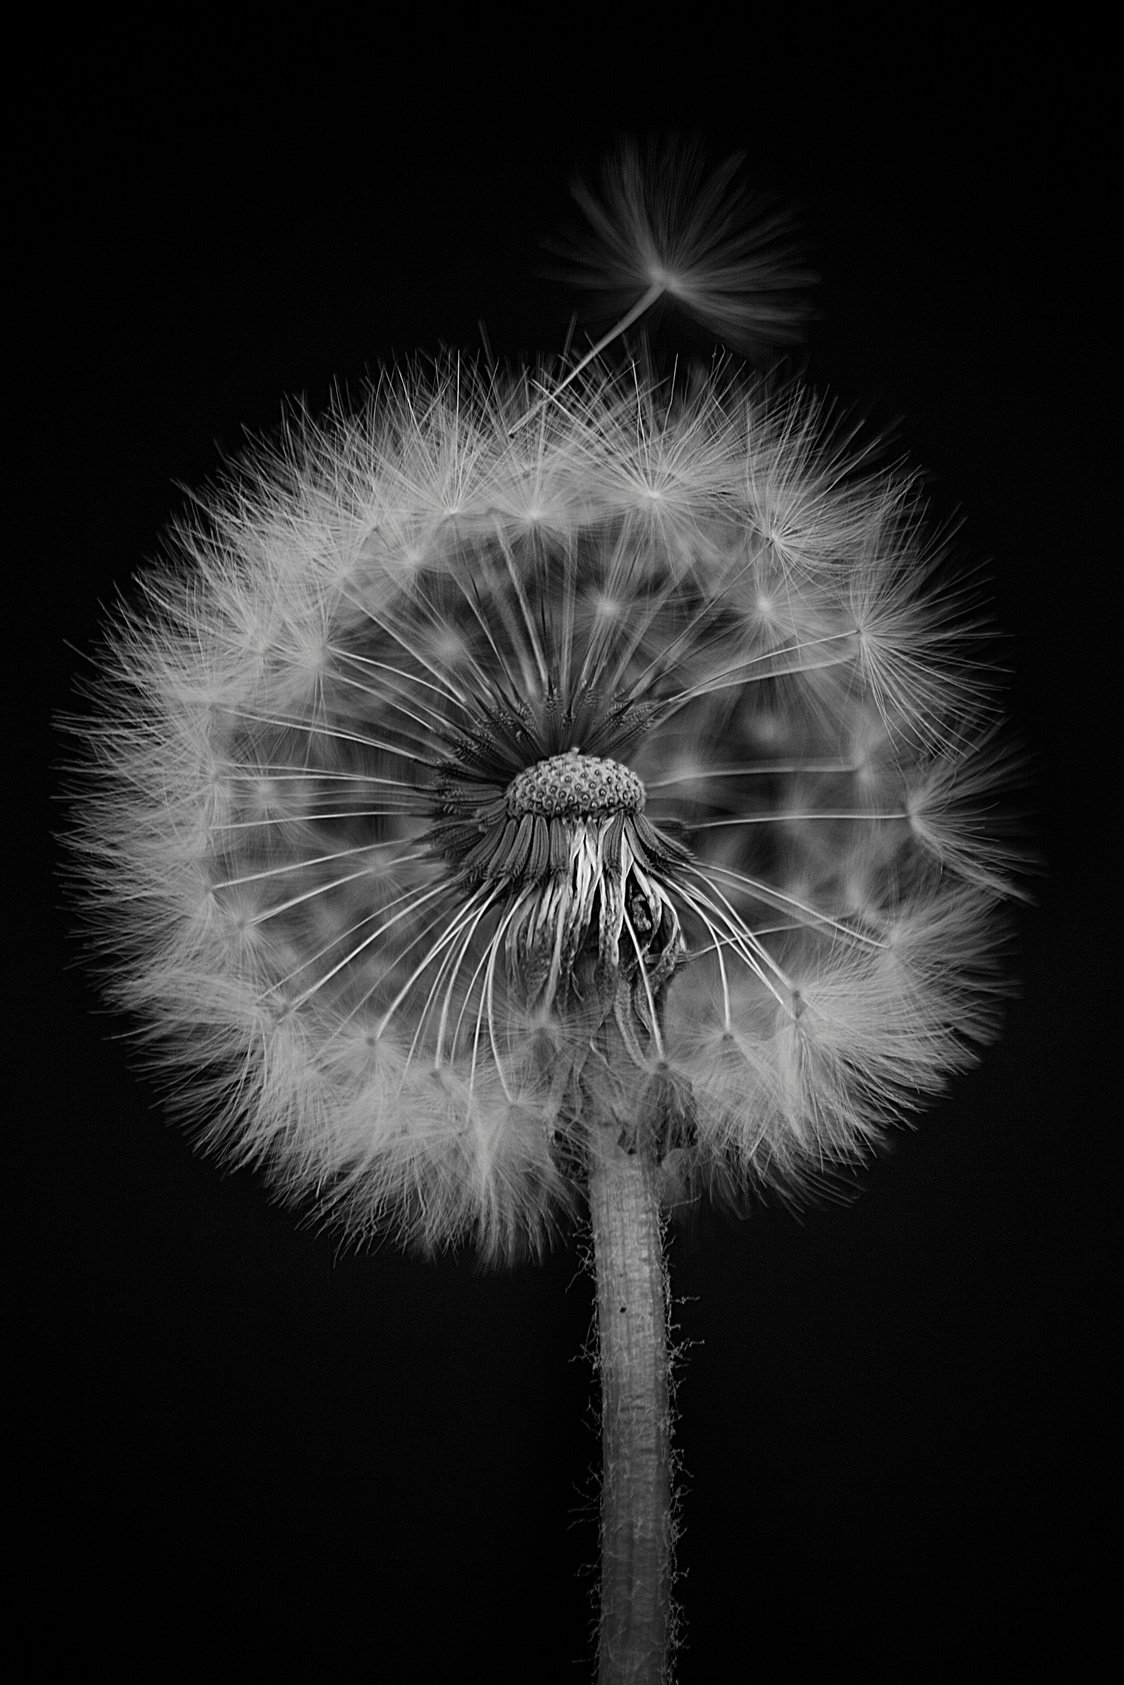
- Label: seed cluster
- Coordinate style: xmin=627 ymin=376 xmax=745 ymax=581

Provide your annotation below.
xmin=506 ymin=751 xmax=646 ymax=821
xmin=65 ymin=358 xmax=1021 ymax=1261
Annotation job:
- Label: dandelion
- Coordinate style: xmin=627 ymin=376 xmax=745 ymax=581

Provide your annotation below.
xmin=63 ymin=147 xmax=1022 ymax=1683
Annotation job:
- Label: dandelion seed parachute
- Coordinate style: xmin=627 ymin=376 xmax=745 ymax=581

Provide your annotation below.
xmin=65 ymin=350 xmax=1019 ymax=1263
xmin=549 ymin=137 xmax=814 ymax=359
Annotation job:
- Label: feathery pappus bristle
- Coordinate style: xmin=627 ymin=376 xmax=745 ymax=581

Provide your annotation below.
xmin=62 ymin=354 xmax=1024 ymax=1264
xmin=550 ymin=137 xmax=814 ymax=359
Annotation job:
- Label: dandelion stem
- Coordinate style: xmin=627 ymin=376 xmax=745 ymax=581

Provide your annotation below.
xmin=586 ymin=1071 xmax=674 ymax=1684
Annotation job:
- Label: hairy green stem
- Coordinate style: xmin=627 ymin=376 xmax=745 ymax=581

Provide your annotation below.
xmin=587 ymin=1126 xmax=674 ymax=1683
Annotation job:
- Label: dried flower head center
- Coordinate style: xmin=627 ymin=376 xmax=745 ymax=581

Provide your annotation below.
xmin=505 ymin=751 xmax=645 ymax=821
xmin=486 ymin=750 xmax=683 ymax=1042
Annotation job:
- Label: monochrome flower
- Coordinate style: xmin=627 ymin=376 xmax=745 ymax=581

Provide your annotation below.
xmin=68 ymin=361 xmax=1017 ymax=1262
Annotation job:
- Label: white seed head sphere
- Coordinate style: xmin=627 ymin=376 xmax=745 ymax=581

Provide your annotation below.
xmin=66 ymin=164 xmax=1020 ymax=1264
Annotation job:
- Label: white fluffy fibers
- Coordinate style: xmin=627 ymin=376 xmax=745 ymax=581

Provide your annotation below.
xmin=65 ymin=359 xmax=1021 ymax=1261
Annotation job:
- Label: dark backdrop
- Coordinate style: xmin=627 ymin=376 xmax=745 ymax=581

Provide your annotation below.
xmin=21 ymin=37 xmax=1113 ymax=1681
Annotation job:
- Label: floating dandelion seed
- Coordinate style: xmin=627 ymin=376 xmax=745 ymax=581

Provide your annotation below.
xmin=62 ymin=145 xmax=1023 ymax=1683
xmin=549 ymin=136 xmax=814 ymax=361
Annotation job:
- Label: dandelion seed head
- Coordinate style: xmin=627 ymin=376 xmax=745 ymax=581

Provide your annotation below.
xmin=62 ymin=150 xmax=1025 ymax=1263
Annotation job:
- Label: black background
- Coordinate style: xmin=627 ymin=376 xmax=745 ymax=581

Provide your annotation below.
xmin=22 ymin=34 xmax=1113 ymax=1681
